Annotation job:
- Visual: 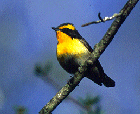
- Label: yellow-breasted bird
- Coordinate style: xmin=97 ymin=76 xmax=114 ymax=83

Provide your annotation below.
xmin=52 ymin=23 xmax=115 ymax=87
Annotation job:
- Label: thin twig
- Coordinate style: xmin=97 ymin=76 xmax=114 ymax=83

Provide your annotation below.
xmin=98 ymin=12 xmax=104 ymax=22
xmin=81 ymin=12 xmax=122 ymax=27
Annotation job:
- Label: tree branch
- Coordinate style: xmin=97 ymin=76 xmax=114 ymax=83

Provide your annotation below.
xmin=39 ymin=0 xmax=139 ymax=113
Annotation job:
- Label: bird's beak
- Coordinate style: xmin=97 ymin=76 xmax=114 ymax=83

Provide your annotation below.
xmin=52 ymin=27 xmax=59 ymax=31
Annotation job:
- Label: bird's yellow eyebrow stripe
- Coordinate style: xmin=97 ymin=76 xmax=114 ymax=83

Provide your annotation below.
xmin=59 ymin=24 xmax=75 ymax=30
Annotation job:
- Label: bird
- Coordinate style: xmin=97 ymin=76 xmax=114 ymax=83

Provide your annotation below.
xmin=52 ymin=23 xmax=115 ymax=87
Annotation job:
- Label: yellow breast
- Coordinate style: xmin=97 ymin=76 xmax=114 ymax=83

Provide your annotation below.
xmin=57 ymin=36 xmax=88 ymax=57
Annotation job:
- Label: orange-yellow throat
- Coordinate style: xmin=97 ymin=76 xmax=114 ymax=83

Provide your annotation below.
xmin=56 ymin=31 xmax=89 ymax=57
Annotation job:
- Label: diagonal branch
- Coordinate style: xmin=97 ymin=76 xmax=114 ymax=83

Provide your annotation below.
xmin=39 ymin=0 xmax=139 ymax=113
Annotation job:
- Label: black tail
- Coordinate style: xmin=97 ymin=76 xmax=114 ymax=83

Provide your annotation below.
xmin=102 ymin=73 xmax=115 ymax=87
xmin=85 ymin=60 xmax=115 ymax=87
